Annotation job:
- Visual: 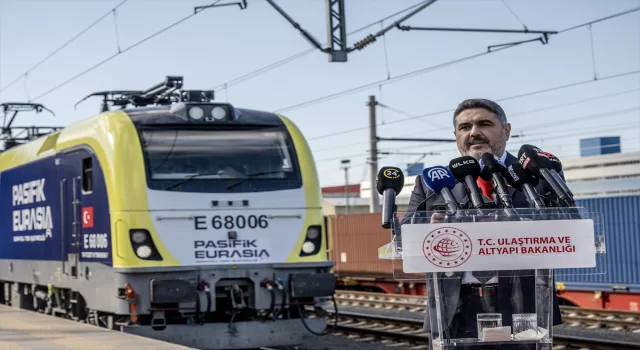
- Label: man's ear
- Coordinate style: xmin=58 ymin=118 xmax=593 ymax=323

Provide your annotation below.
xmin=504 ymin=122 xmax=511 ymax=140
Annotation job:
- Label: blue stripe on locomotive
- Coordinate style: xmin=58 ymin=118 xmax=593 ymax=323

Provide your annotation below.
xmin=0 ymin=147 xmax=112 ymax=266
xmin=555 ymin=194 xmax=640 ymax=292
xmin=0 ymin=155 xmax=62 ymax=261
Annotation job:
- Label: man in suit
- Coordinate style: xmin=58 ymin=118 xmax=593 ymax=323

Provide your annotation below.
xmin=401 ymin=98 xmax=564 ymax=349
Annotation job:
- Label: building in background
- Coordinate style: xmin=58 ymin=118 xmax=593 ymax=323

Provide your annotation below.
xmin=562 ymin=150 xmax=640 ymax=198
xmin=322 ymin=184 xmax=366 ymax=215
xmin=580 ymin=136 xmax=621 ymax=157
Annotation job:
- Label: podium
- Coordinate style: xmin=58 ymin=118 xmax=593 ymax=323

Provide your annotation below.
xmin=379 ymin=207 xmax=606 ymax=349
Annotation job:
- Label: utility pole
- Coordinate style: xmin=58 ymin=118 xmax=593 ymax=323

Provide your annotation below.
xmin=340 ymin=159 xmax=351 ymax=214
xmin=365 ymin=95 xmax=457 ymax=213
xmin=368 ymin=95 xmax=380 ymax=213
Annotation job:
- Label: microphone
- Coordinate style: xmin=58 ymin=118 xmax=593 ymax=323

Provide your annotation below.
xmin=449 ymin=156 xmax=485 ymax=209
xmin=518 ymin=145 xmax=575 ymax=207
xmin=376 ymin=166 xmax=405 ymax=229
xmin=503 ymin=162 xmax=545 ymax=209
xmin=422 ymin=165 xmax=463 ymax=219
xmin=544 ymin=151 xmax=575 ymax=199
xmin=480 ymin=153 xmax=514 ymax=209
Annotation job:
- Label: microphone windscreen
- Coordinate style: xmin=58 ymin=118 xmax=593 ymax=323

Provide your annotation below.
xmin=376 ymin=166 xmax=404 ymax=195
xmin=449 ymin=156 xmax=481 ymax=183
xmin=503 ymin=162 xmax=539 ymax=190
xmin=479 ymin=152 xmax=505 ymax=181
xmin=422 ymin=166 xmax=457 ymax=193
xmin=518 ymin=144 xmax=552 ymax=174
xmin=476 ymin=177 xmax=494 ymax=199
xmin=546 ymin=152 xmax=562 ymax=172
xmin=530 ymin=145 xmax=562 ymax=172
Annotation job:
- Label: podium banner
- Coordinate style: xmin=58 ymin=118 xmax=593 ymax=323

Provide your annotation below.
xmin=386 ymin=208 xmax=606 ymax=281
xmin=401 ymin=219 xmax=596 ymax=273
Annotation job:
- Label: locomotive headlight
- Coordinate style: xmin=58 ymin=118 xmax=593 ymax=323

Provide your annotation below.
xmin=131 ymin=230 xmax=148 ymax=244
xmin=306 ymin=226 xmax=320 ymax=240
xmin=211 ymin=106 xmax=227 ymax=120
xmin=302 ymin=242 xmax=316 ymax=254
xmin=136 ymin=245 xmax=153 ymax=259
xmin=188 ymin=106 xmax=204 ymax=120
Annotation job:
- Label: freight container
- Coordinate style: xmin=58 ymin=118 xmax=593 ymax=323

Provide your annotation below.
xmin=329 ymin=195 xmax=640 ymax=297
xmin=555 ymin=194 xmax=640 ymax=293
xmin=327 ymin=213 xmax=394 ymax=277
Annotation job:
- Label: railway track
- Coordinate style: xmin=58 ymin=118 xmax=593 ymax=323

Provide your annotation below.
xmin=328 ymin=310 xmax=640 ymax=350
xmin=334 ymin=290 xmax=640 ymax=332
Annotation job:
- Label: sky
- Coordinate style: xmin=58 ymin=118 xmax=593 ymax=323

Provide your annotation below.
xmin=0 ymin=0 xmax=639 ymax=188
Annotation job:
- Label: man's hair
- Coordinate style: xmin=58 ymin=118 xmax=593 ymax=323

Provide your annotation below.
xmin=453 ymin=98 xmax=507 ymax=127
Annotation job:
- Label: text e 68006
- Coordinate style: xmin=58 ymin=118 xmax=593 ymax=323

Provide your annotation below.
xmin=193 ymin=215 xmax=269 ymax=230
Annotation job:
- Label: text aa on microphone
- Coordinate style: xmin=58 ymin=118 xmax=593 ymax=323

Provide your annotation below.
xmin=422 ymin=165 xmax=464 ymax=219
xmin=376 ymin=166 xmax=405 ymax=229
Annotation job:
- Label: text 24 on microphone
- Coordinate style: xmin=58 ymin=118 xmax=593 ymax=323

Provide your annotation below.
xmin=376 ymin=166 xmax=405 ymax=229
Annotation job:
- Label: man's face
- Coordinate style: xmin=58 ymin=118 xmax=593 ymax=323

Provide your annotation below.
xmin=454 ymin=108 xmax=511 ymax=160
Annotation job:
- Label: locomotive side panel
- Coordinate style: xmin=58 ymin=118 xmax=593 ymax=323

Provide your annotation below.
xmin=0 ymin=149 xmax=112 ymax=267
xmin=60 ymin=148 xmax=112 ymax=267
xmin=0 ymin=155 xmax=62 ymax=261
xmin=0 ymin=143 xmax=126 ymax=314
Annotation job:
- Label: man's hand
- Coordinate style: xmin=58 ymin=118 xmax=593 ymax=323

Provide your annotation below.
xmin=430 ymin=212 xmax=444 ymax=224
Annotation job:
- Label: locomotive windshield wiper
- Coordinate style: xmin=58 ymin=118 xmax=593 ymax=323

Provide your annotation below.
xmin=162 ymin=170 xmax=285 ymax=191
xmin=225 ymin=171 xmax=285 ymax=190
xmin=162 ymin=171 xmax=221 ymax=191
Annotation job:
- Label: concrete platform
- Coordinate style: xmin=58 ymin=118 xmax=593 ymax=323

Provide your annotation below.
xmin=0 ymin=305 xmax=196 ymax=350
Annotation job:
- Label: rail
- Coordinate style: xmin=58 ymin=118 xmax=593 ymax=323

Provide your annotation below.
xmin=330 ymin=309 xmax=640 ymax=350
xmin=334 ymin=290 xmax=640 ymax=332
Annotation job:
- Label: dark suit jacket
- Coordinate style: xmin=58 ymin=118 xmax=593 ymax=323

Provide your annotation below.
xmin=399 ymin=152 xmax=564 ymax=335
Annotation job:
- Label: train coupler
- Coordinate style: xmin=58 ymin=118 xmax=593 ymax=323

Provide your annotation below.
xmin=229 ymin=285 xmax=245 ymax=309
xmin=151 ymin=311 xmax=167 ymax=330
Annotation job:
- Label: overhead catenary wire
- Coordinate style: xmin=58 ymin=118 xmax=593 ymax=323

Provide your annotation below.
xmin=500 ymin=0 xmax=528 ymax=31
xmin=313 ymin=105 xmax=640 ymax=163
xmin=211 ymin=0 xmax=432 ymax=92
xmin=311 ymin=86 xmax=640 ymax=153
xmin=307 ymin=69 xmax=640 ymax=143
xmin=321 ymin=140 xmax=640 ymax=185
xmin=272 ymin=7 xmax=640 ymax=114
xmin=0 ymin=0 xmax=130 ymax=95
xmin=29 ymin=0 xmax=228 ymax=102
xmin=376 ymin=106 xmax=640 ymax=155
xmin=377 ymin=85 xmax=640 ymax=140
xmin=558 ymin=6 xmax=640 ymax=33
xmin=318 ymin=126 xmax=640 ymax=182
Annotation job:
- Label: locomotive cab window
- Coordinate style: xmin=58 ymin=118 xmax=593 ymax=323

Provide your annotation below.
xmin=82 ymin=157 xmax=93 ymax=193
xmin=139 ymin=128 xmax=302 ymax=193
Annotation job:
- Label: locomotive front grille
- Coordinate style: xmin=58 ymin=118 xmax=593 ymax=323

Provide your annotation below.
xmin=289 ymin=273 xmax=336 ymax=298
xmin=150 ymin=279 xmax=198 ymax=303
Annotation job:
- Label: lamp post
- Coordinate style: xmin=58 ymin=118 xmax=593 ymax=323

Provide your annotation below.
xmin=340 ymin=159 xmax=351 ymax=214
